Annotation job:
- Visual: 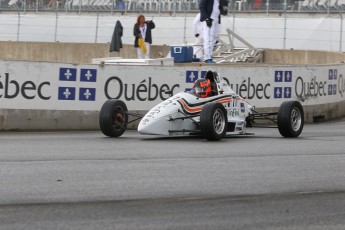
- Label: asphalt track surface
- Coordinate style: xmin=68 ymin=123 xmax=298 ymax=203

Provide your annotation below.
xmin=0 ymin=118 xmax=345 ymax=230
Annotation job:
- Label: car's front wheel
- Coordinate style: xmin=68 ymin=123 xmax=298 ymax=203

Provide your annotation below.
xmin=99 ymin=99 xmax=128 ymax=137
xmin=277 ymin=100 xmax=304 ymax=137
xmin=200 ymin=103 xmax=228 ymax=141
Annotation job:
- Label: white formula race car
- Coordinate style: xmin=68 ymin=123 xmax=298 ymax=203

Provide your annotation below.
xmin=99 ymin=70 xmax=304 ymax=141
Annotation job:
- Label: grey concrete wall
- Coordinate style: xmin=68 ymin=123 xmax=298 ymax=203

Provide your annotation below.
xmin=2 ymin=41 xmax=345 ymax=65
xmin=0 ymin=109 xmax=144 ymax=131
xmin=1 ymin=100 xmax=344 ymax=131
xmin=0 ymin=41 xmax=171 ymax=63
xmin=263 ymin=49 xmax=345 ymax=65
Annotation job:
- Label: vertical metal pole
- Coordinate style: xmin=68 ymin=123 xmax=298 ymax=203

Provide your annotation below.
xmin=54 ymin=12 xmax=58 ymax=42
xmin=327 ymin=0 xmax=330 ymax=16
xmin=95 ymin=12 xmax=99 ymax=43
xmin=183 ymin=8 xmax=187 ymax=43
xmin=65 ymin=0 xmax=68 ymax=14
xmin=111 ymin=0 xmax=114 ymax=15
xmin=35 ymin=0 xmax=38 ymax=14
xmin=230 ymin=0 xmax=236 ymax=47
xmin=17 ymin=12 xmax=21 ymax=42
xmin=283 ymin=0 xmax=287 ymax=49
xmin=79 ymin=0 xmax=81 ymax=15
xmin=232 ymin=0 xmax=235 ymax=30
xmin=266 ymin=0 xmax=269 ymax=15
xmin=340 ymin=13 xmax=343 ymax=52
xmin=173 ymin=0 xmax=176 ymax=16
xmin=158 ymin=0 xmax=161 ymax=15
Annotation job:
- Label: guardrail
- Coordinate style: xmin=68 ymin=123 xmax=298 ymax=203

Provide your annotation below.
xmin=1 ymin=0 xmax=345 ymax=14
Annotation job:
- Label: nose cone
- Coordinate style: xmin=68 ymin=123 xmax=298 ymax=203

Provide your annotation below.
xmin=138 ymin=116 xmax=170 ymax=135
xmin=138 ymin=95 xmax=182 ymax=135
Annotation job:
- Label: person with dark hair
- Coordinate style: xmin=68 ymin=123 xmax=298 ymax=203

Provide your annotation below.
xmin=133 ymin=15 xmax=155 ymax=59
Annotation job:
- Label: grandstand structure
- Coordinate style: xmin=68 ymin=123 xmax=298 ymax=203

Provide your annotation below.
xmin=2 ymin=0 xmax=345 ymax=13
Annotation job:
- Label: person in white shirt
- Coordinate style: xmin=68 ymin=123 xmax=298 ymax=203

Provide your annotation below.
xmin=193 ymin=12 xmax=221 ymax=61
xmin=199 ymin=0 xmax=221 ymax=64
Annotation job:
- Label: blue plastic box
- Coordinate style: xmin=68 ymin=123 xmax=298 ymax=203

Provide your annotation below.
xmin=170 ymin=46 xmax=193 ymax=63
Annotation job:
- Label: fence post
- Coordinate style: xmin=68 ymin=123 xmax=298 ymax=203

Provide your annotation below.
xmin=95 ymin=12 xmax=99 ymax=43
xmin=54 ymin=12 xmax=59 ymax=42
xmin=183 ymin=10 xmax=187 ymax=43
xmin=340 ymin=13 xmax=343 ymax=52
xmin=283 ymin=0 xmax=287 ymax=49
xmin=36 ymin=0 xmax=39 ymax=14
xmin=17 ymin=12 xmax=21 ymax=42
xmin=79 ymin=0 xmax=81 ymax=15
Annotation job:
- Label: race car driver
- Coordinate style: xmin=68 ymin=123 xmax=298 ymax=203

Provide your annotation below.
xmin=193 ymin=78 xmax=212 ymax=98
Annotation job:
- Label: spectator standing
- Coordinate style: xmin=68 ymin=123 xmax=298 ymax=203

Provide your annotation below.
xmin=193 ymin=12 xmax=221 ymax=60
xmin=133 ymin=15 xmax=155 ymax=59
xmin=199 ymin=0 xmax=221 ymax=64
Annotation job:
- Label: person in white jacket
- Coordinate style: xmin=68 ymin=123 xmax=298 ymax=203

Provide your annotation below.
xmin=193 ymin=12 xmax=221 ymax=61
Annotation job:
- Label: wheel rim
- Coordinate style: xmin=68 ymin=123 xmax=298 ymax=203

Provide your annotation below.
xmin=112 ymin=106 xmax=126 ymax=129
xmin=213 ymin=109 xmax=226 ymax=134
xmin=291 ymin=107 xmax=302 ymax=131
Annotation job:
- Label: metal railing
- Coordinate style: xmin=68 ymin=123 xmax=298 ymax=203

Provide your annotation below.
xmin=2 ymin=0 xmax=345 ymax=14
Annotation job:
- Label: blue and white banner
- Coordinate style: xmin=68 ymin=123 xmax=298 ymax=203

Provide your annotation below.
xmin=79 ymin=88 xmax=96 ymax=101
xmin=0 ymin=61 xmax=344 ymax=111
xmin=59 ymin=68 xmax=77 ymax=81
xmin=58 ymin=87 xmax=76 ymax=100
xmin=80 ymin=69 xmax=97 ymax=82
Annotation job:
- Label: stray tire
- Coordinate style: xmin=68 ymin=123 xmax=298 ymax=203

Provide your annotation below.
xmin=99 ymin=99 xmax=128 ymax=137
xmin=200 ymin=103 xmax=228 ymax=141
xmin=277 ymin=100 xmax=304 ymax=137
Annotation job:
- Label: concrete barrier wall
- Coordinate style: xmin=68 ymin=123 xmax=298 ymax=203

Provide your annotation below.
xmin=0 ymin=59 xmax=344 ymax=130
xmin=264 ymin=49 xmax=345 ymax=65
xmin=2 ymin=41 xmax=345 ymax=65
xmin=0 ymin=42 xmax=171 ymax=63
xmin=1 ymin=103 xmax=344 ymax=130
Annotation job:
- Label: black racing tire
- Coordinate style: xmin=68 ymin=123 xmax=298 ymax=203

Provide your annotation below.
xmin=99 ymin=99 xmax=128 ymax=137
xmin=277 ymin=100 xmax=304 ymax=138
xmin=200 ymin=103 xmax=228 ymax=141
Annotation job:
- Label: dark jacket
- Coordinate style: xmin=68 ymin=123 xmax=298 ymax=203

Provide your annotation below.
xmin=199 ymin=0 xmax=224 ymax=24
xmin=199 ymin=0 xmax=214 ymax=22
xmin=109 ymin=20 xmax=123 ymax=52
xmin=133 ymin=21 xmax=155 ymax=47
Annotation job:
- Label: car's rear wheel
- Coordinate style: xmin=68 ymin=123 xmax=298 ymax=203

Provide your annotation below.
xmin=277 ymin=100 xmax=304 ymax=137
xmin=99 ymin=99 xmax=128 ymax=137
xmin=200 ymin=103 xmax=228 ymax=141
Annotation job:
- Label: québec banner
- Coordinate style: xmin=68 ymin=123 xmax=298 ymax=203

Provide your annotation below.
xmin=0 ymin=60 xmax=344 ymax=111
